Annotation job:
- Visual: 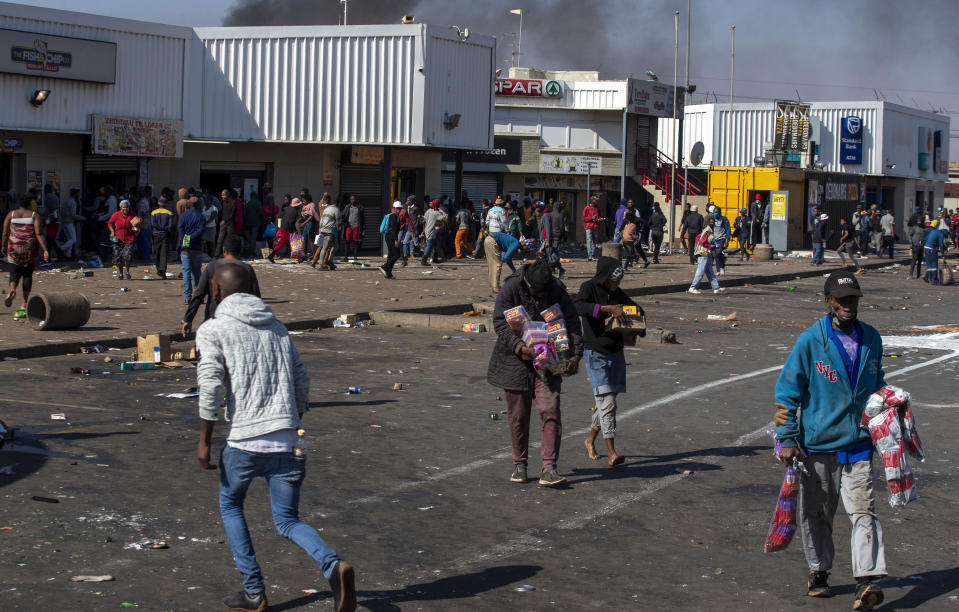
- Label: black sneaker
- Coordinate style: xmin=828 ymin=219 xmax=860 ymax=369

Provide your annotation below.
xmin=853 ymin=579 xmax=883 ymax=611
xmin=328 ymin=560 xmax=357 ymax=612
xmin=538 ymin=466 xmax=567 ymax=487
xmin=509 ymin=463 xmax=527 ymax=483
xmin=378 ymin=265 xmax=388 ymax=278
xmin=807 ymin=571 xmax=832 ymax=598
xmin=223 ymin=590 xmax=267 ymax=612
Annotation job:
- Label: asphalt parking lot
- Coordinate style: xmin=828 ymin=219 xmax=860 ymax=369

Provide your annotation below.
xmin=1 ymin=270 xmax=957 ymax=611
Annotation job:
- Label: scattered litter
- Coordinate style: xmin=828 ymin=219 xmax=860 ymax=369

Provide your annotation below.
xmin=744 ymin=283 xmax=755 ymax=288
xmin=369 ymin=424 xmax=383 ymax=429
xmin=120 ymin=361 xmax=156 ymax=371
xmin=683 ymin=470 xmax=693 ymax=475
xmin=659 ymin=330 xmax=677 ymax=344
xmin=119 ymin=287 xmax=129 ymax=292
xmin=418 ymin=506 xmax=435 ymax=511
xmin=70 ymin=367 xmax=91 ymax=375
xmin=50 ymin=413 xmax=67 ymax=421
xmin=348 ymin=387 xmax=362 ymax=394
xmin=0 ymin=526 xmax=12 ymax=530
xmin=462 ymin=323 xmax=486 ymax=333
xmin=31 ymin=496 xmax=59 ymax=503
xmin=301 ymin=588 xmax=319 ymax=594
xmin=332 ymin=319 xmax=352 ymax=328
xmin=0 ymin=466 xmax=14 ymax=474
xmin=392 ymin=383 xmax=407 ymax=391
xmin=155 ymin=392 xmax=199 ymax=399
xmin=488 ymin=411 xmax=500 ymax=421
xmin=3 ymin=356 xmax=18 ymax=361
xmin=120 ymin=603 xmax=138 ymax=608
xmin=514 ymin=585 xmax=536 ymax=592
xmin=124 ymin=538 xmax=168 ymax=550
xmin=706 ymin=312 xmax=737 ymax=321
xmin=71 ymin=575 xmax=115 ymax=583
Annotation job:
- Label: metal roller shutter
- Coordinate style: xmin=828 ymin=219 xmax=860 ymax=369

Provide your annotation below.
xmin=83 ymin=156 xmax=138 ymax=172
xmin=340 ymin=164 xmax=385 ymax=250
xmin=199 ymin=161 xmax=267 ymax=172
xmin=440 ymin=172 xmax=500 ymax=203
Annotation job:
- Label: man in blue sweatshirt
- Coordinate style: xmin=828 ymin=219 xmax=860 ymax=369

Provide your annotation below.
xmin=774 ymin=269 xmax=886 ymax=611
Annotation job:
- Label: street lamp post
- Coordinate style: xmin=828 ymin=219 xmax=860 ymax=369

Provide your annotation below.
xmin=510 ymin=9 xmax=523 ymax=67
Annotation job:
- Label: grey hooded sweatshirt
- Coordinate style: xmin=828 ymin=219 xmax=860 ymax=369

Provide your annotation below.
xmin=196 ymin=292 xmax=308 ymax=440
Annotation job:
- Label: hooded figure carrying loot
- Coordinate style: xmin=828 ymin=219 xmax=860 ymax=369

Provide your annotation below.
xmin=575 ymin=257 xmax=643 ymax=467
xmin=487 ymin=261 xmax=584 ymax=487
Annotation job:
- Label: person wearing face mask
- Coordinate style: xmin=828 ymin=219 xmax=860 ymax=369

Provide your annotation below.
xmin=709 ymin=206 xmax=730 ymax=276
xmin=773 ymin=269 xmax=888 ymax=611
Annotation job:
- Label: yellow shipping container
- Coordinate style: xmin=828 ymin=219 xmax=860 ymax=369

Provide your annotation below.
xmin=706 ymin=166 xmax=806 ymax=250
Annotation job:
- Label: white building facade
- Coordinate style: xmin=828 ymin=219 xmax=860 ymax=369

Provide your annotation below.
xmin=0 ymin=3 xmax=496 ymax=248
xmin=458 ymin=67 xmax=681 ymax=244
xmin=659 ymin=101 xmax=950 ymax=229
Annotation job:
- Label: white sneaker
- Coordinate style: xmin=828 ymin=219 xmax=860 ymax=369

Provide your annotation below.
xmin=713 ymin=288 xmax=726 ymax=293
xmin=687 ymin=287 xmax=701 ymax=294
xmin=718 ymin=269 xmax=725 ymax=276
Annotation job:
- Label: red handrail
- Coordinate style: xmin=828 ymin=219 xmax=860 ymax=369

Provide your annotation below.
xmin=636 ymin=144 xmax=704 ymax=201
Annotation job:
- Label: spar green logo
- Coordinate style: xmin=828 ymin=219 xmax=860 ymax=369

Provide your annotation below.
xmin=544 ymin=80 xmax=561 ymax=97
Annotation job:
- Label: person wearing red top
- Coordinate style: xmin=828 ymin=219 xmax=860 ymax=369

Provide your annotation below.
xmin=582 ymin=196 xmax=602 ymax=261
xmin=108 ymin=199 xmax=140 ymax=280
xmin=396 ymin=203 xmax=413 ymax=266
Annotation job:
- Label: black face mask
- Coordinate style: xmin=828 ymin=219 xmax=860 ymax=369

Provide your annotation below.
xmin=828 ymin=300 xmax=858 ymax=331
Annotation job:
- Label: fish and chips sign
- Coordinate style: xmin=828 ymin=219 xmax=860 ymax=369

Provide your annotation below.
xmin=0 ymin=28 xmax=116 ymax=83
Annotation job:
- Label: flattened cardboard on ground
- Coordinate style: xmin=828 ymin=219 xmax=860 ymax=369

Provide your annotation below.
xmin=137 ymin=334 xmax=171 ymax=362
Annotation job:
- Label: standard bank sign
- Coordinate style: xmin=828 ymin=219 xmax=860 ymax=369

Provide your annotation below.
xmin=840 ymin=116 xmax=863 ymax=165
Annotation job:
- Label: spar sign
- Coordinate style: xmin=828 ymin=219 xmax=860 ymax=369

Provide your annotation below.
xmin=495 ymin=78 xmax=563 ymax=98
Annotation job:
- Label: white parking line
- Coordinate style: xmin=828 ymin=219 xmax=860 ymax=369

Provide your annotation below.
xmin=448 ymin=348 xmax=959 ymax=571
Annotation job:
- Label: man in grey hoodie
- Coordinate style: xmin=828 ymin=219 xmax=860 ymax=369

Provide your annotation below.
xmin=196 ymin=264 xmax=356 ymax=612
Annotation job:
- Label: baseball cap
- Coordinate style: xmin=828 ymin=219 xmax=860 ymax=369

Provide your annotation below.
xmin=494 ymin=196 xmax=504 ymax=204
xmin=392 ymin=201 xmax=403 ymax=208
xmin=820 ymin=214 xmax=829 ymax=221
xmin=824 ymin=269 xmax=862 ymax=298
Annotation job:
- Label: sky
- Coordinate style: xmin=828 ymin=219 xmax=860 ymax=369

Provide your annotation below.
xmin=12 ymin=0 xmax=959 ymax=150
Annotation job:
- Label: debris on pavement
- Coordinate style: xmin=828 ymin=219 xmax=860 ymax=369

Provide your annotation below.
xmin=50 ymin=413 xmax=67 ymax=420
xmin=514 ymin=585 xmax=536 ymax=592
xmin=31 ymin=496 xmax=59 ymax=503
xmin=659 ymin=330 xmax=677 ymax=344
xmin=706 ymin=312 xmax=737 ymax=321
xmin=81 ymin=344 xmax=106 ymax=354
xmin=124 ymin=538 xmax=168 ymax=550
xmin=71 ymin=575 xmax=115 ymax=582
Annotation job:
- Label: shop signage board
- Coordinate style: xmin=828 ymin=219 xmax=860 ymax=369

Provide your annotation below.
xmin=840 ymin=116 xmax=863 ymax=165
xmin=445 ymin=136 xmax=522 ymax=164
xmin=92 ymin=115 xmax=183 ymax=158
xmin=627 ymin=78 xmax=682 ymax=118
xmin=351 ymin=146 xmax=385 ymax=165
xmin=774 ymin=101 xmax=810 ymax=153
xmin=539 ymin=154 xmax=602 ymax=174
xmin=0 ymin=28 xmax=116 ymax=83
xmin=495 ymin=78 xmax=563 ymax=98
xmin=770 ymin=192 xmax=787 ymax=221
xmin=1 ymin=136 xmax=23 ymax=153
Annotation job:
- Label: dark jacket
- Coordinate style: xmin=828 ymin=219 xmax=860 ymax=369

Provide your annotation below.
xmin=487 ymin=265 xmax=584 ymax=392
xmin=812 ymin=219 xmax=828 ymax=242
xmin=384 ymin=211 xmax=400 ymax=242
xmin=184 ymin=259 xmax=261 ymax=325
xmin=648 ymin=212 xmax=667 ymax=233
xmin=575 ymin=257 xmax=640 ymax=354
xmin=683 ymin=211 xmax=704 ymax=235
xmin=178 ymin=209 xmax=206 ymax=251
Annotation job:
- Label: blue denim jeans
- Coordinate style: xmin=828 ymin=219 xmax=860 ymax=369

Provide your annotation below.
xmin=712 ymin=242 xmax=726 ymax=271
xmin=180 ymin=249 xmax=203 ymax=301
xmin=422 ymin=237 xmax=437 ymax=261
xmin=690 ymin=255 xmax=720 ymax=290
xmin=813 ymin=241 xmax=824 ymax=264
xmin=398 ymin=228 xmax=413 ymax=257
xmin=219 ymin=446 xmax=340 ymax=594
xmin=585 ymin=228 xmax=597 ymax=259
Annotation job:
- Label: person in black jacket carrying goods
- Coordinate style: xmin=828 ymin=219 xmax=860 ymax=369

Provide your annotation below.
xmin=575 ymin=257 xmax=643 ymax=467
xmin=378 ymin=201 xmax=403 ymax=279
xmin=487 ymin=261 xmax=584 ymax=487
xmin=680 ymin=205 xmax=704 ymax=264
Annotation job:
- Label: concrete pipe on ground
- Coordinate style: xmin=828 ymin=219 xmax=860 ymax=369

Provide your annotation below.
xmin=27 ymin=292 xmax=91 ymax=330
